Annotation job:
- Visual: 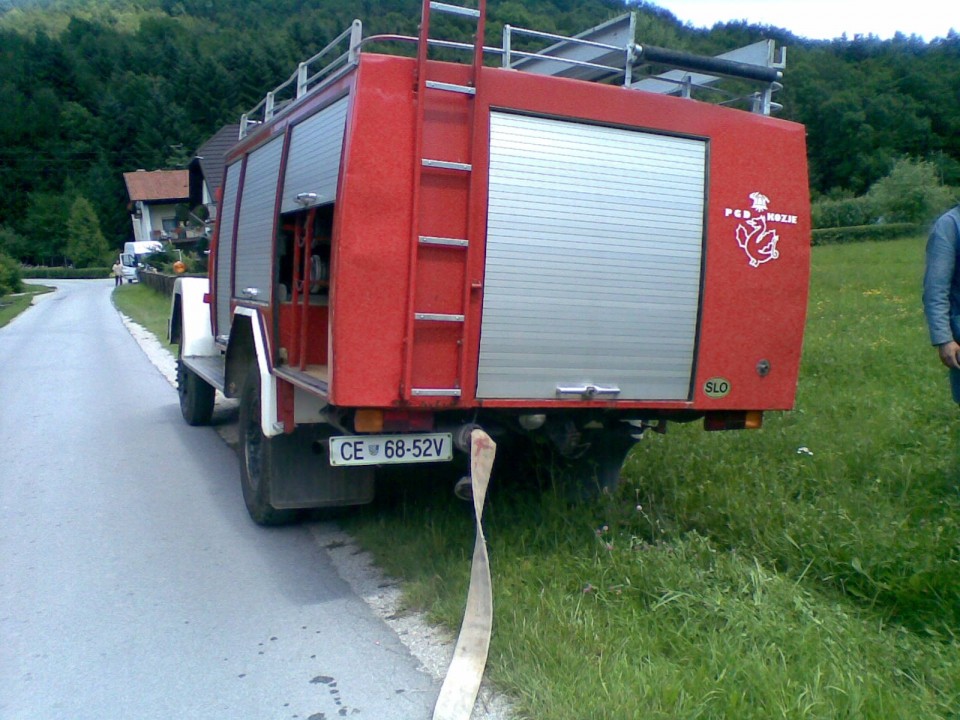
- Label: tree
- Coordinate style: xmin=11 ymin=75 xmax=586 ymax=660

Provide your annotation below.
xmin=867 ymin=158 xmax=955 ymax=225
xmin=0 ymin=225 xmax=31 ymax=263
xmin=0 ymin=251 xmax=22 ymax=296
xmin=65 ymin=196 xmax=110 ymax=268
xmin=22 ymin=192 xmax=72 ymax=266
xmin=0 ymin=0 xmax=959 ymax=225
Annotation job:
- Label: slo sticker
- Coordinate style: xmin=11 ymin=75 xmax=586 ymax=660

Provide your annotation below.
xmin=704 ymin=377 xmax=731 ymax=398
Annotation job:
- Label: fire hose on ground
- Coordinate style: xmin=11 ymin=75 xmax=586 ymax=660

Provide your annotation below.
xmin=432 ymin=428 xmax=497 ymax=720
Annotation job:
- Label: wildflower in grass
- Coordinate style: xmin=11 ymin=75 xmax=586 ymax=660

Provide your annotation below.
xmin=582 ymin=583 xmax=594 ymax=594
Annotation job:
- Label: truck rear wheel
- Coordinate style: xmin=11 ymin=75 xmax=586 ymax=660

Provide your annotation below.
xmin=554 ymin=430 xmax=638 ymax=501
xmin=177 ymin=343 xmax=215 ymax=426
xmin=239 ymin=363 xmax=298 ymax=526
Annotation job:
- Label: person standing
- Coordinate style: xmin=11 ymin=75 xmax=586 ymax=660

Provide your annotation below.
xmin=922 ymin=204 xmax=960 ymax=404
xmin=112 ymin=259 xmax=123 ymax=287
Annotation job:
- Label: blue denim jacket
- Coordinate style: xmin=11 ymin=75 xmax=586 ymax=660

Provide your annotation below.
xmin=923 ymin=205 xmax=960 ymax=346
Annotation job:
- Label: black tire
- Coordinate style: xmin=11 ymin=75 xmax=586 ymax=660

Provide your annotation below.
xmin=177 ymin=343 xmax=215 ymax=426
xmin=552 ymin=430 xmax=637 ymax=501
xmin=579 ymin=431 xmax=635 ymax=496
xmin=238 ymin=363 xmax=298 ymax=526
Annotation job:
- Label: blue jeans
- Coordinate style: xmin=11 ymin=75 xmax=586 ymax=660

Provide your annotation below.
xmin=951 ymin=368 xmax=960 ymax=404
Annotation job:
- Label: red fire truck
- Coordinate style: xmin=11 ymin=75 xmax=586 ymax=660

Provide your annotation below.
xmin=170 ymin=2 xmax=810 ymax=524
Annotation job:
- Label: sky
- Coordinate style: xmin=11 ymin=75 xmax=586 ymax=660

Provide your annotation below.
xmin=658 ymin=1 xmax=956 ymax=41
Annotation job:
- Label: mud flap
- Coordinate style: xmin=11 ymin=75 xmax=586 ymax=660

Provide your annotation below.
xmin=433 ymin=429 xmax=497 ymax=720
xmin=268 ymin=429 xmax=375 ymax=509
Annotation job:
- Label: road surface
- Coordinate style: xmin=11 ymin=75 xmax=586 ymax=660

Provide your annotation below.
xmin=0 ymin=280 xmax=442 ymax=719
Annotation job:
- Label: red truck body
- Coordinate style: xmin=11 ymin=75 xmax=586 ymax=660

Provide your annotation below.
xmin=172 ymin=6 xmax=810 ymax=523
xmin=218 ymin=54 xmax=808 ymax=411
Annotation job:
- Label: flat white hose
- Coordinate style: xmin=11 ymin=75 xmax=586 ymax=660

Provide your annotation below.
xmin=432 ymin=429 xmax=497 ymax=720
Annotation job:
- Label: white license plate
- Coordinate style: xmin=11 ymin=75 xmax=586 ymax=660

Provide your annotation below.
xmin=328 ymin=433 xmax=453 ymax=466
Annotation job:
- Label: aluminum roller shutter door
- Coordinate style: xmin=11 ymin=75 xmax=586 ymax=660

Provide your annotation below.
xmin=477 ymin=112 xmax=706 ymax=400
xmin=234 ymin=135 xmax=283 ymax=301
xmin=216 ymin=162 xmax=240 ymax=336
xmin=281 ymin=96 xmax=348 ymax=213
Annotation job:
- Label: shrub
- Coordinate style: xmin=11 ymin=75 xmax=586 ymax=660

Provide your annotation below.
xmin=810 ymin=223 xmax=925 ymax=246
xmin=811 ymin=222 xmax=921 ymax=245
xmin=0 ymin=252 xmax=23 ymax=294
xmin=867 ymin=158 xmax=955 ymax=224
xmin=813 ymin=163 xmax=958 ymax=233
xmin=812 ymin=195 xmax=877 ymax=228
xmin=142 ymin=247 xmax=206 ymax=275
xmin=19 ymin=266 xmax=111 ymax=279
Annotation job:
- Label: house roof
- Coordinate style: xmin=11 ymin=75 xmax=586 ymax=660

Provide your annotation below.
xmin=123 ymin=169 xmax=189 ymax=203
xmin=190 ymin=124 xmax=240 ymax=200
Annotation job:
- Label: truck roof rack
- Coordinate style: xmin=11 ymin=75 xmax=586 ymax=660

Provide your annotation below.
xmin=239 ymin=11 xmax=787 ymax=138
xmin=504 ymin=13 xmax=785 ymax=114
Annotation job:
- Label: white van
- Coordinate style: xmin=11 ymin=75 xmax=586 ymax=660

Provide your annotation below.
xmin=119 ymin=241 xmax=163 ymax=283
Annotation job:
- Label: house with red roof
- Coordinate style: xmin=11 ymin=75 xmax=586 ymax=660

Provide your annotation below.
xmin=122 ymin=169 xmax=189 ymax=244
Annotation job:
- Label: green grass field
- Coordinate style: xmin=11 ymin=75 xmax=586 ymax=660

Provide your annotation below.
xmin=119 ymin=237 xmax=960 ymax=718
xmin=112 ymin=282 xmax=176 ymax=353
xmin=0 ymin=284 xmax=54 ymax=328
xmin=344 ymin=236 xmax=960 ymax=719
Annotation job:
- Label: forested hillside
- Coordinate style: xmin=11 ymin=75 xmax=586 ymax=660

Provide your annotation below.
xmin=1 ymin=0 xmax=958 ymax=260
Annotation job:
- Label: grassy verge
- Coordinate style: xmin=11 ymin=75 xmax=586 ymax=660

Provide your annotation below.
xmin=112 ymin=282 xmax=176 ymax=354
xmin=0 ymin=284 xmax=54 ymax=328
xmin=344 ymin=236 xmax=960 ymax=719
xmin=118 ymin=240 xmax=960 ymax=718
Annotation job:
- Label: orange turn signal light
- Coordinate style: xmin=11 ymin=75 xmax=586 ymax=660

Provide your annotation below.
xmin=744 ymin=411 xmax=763 ymax=430
xmin=354 ymin=409 xmax=384 ymax=433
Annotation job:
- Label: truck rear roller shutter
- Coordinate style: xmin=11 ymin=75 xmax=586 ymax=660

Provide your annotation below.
xmin=477 ymin=112 xmax=706 ymax=401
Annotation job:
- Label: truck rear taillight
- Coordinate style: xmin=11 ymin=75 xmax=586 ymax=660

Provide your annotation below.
xmin=354 ymin=409 xmax=384 ymax=433
xmin=354 ymin=409 xmax=435 ymax=433
xmin=704 ymin=411 xmax=763 ymax=432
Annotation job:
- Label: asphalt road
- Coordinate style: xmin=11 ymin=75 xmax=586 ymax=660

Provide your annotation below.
xmin=0 ymin=280 xmax=441 ymax=719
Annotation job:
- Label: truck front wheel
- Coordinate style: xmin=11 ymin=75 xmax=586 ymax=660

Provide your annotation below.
xmin=239 ymin=363 xmax=298 ymax=526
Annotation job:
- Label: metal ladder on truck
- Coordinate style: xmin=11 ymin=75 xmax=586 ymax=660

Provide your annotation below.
xmin=402 ymin=0 xmax=487 ymax=402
